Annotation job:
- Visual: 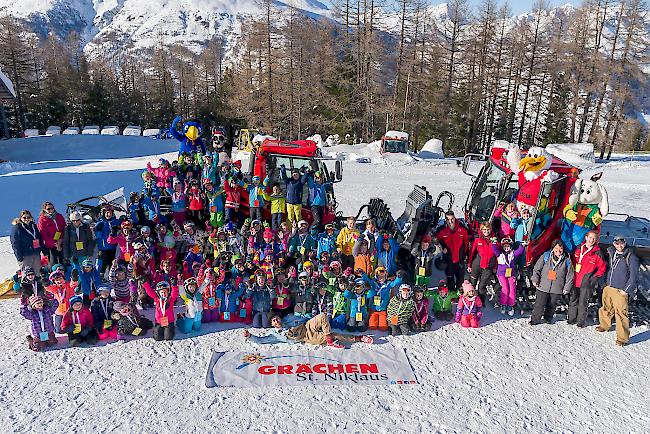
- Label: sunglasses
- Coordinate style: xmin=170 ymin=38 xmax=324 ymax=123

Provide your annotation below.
xmin=45 ymin=207 xmax=54 ymax=211
xmin=614 ymin=238 xmax=626 ymax=243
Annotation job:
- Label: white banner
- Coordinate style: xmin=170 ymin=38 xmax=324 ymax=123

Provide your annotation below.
xmin=205 ymin=347 xmax=418 ymax=388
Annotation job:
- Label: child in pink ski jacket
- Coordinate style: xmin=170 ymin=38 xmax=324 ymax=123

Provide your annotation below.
xmin=455 ymin=281 xmax=482 ymax=328
xmin=144 ymin=281 xmax=179 ymax=341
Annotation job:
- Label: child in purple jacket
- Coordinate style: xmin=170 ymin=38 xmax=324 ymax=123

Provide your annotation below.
xmin=20 ymin=295 xmax=58 ymax=351
xmin=491 ymin=237 xmax=526 ymax=316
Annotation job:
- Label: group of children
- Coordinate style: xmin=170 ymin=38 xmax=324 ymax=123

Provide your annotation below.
xmin=17 ymin=148 xmax=497 ymax=352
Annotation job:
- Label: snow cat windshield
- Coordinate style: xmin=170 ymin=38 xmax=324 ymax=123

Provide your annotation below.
xmin=383 ymin=140 xmax=408 ymax=153
xmin=465 ymin=160 xmax=517 ymax=224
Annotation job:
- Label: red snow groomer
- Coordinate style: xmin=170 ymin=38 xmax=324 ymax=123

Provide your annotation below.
xmin=241 ymin=138 xmax=343 ymax=225
xmin=461 ymin=142 xmax=580 ymax=266
xmin=356 ymin=141 xmax=650 ymax=321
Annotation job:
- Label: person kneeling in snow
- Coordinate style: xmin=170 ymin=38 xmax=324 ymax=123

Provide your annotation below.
xmin=243 ymin=313 xmax=373 ymax=349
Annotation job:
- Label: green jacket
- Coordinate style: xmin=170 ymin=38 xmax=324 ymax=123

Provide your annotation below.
xmin=430 ymin=289 xmax=459 ymax=312
xmin=331 ymin=291 xmax=349 ymax=317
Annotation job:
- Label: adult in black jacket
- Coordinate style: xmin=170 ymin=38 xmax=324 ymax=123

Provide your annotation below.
xmin=10 ymin=210 xmax=44 ymax=276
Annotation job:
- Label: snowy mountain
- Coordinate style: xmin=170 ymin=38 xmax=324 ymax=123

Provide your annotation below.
xmin=0 ymin=0 xmax=331 ymax=60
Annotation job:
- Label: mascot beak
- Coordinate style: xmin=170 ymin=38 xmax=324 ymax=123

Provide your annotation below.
xmin=185 ymin=126 xmax=199 ymax=141
xmin=519 ymin=155 xmax=547 ymax=173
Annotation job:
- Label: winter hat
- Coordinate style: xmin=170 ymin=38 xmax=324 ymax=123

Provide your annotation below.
xmin=81 ymin=259 xmax=94 ymax=268
xmin=29 ymin=295 xmax=43 ymax=309
xmin=112 ymin=301 xmax=126 ymax=312
xmin=141 ymin=226 xmax=152 ymax=235
xmin=462 ymin=280 xmax=475 ymax=295
xmin=69 ymin=295 xmax=83 ymax=307
xmin=500 ymin=237 xmax=513 ymax=246
xmin=298 ymin=220 xmax=308 ymax=228
xmin=421 ymin=235 xmax=432 ymax=244
xmin=330 ymin=261 xmax=341 ymax=269
xmin=299 ymin=271 xmax=309 ymax=279
xmin=98 ymin=286 xmax=111 ymax=294
xmin=23 ymin=266 xmax=35 ymax=275
xmin=49 ymin=270 xmax=64 ymax=282
xmin=303 ymin=261 xmax=313 ymax=268
xmin=263 ymin=228 xmax=274 ymax=239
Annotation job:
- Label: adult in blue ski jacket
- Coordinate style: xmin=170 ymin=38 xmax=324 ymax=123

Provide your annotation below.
xmin=93 ymin=205 xmax=120 ymax=274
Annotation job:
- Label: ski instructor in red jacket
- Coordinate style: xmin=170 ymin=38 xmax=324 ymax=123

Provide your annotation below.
xmin=436 ymin=211 xmax=469 ymax=291
xmin=569 ymin=230 xmax=606 ymax=327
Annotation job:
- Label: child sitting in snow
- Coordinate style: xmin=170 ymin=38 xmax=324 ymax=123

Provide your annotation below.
xmin=20 ymin=295 xmax=58 ymax=351
xmin=386 ymin=284 xmax=416 ymax=336
xmin=429 ymin=280 xmax=459 ymax=321
xmin=90 ymin=286 xmax=117 ymax=340
xmin=113 ymin=301 xmax=153 ymax=338
xmin=61 ymin=295 xmax=98 ymax=347
xmin=411 ymin=287 xmax=432 ymax=332
xmin=455 ymin=281 xmax=483 ymax=328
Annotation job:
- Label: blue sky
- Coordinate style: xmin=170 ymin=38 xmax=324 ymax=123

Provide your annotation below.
xmin=429 ymin=0 xmax=583 ymax=15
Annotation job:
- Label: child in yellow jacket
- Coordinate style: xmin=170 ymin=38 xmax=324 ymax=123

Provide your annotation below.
xmin=269 ymin=182 xmax=286 ymax=231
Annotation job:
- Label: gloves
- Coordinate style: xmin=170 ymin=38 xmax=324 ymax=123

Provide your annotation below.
xmin=111 ymin=225 xmax=120 ymax=236
xmin=396 ymin=270 xmax=404 ymax=278
xmin=592 ymin=211 xmax=603 ymax=226
xmin=565 ymin=209 xmax=577 ymax=222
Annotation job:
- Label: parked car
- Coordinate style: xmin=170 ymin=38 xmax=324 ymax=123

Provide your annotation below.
xmin=123 ymin=125 xmax=142 ymax=136
xmin=142 ymin=128 xmax=161 ymax=137
xmin=62 ymin=127 xmax=80 ymax=135
xmin=45 ymin=126 xmax=61 ymax=136
xmin=23 ymin=129 xmax=40 ymax=137
xmin=101 ymin=126 xmax=120 ymax=135
xmin=82 ymin=125 xmax=100 ymax=135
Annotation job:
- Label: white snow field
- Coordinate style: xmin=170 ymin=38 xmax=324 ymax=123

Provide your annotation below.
xmin=0 ymin=137 xmax=649 ymax=433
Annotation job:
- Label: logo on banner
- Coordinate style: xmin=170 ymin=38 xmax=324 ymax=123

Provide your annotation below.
xmin=237 ymin=352 xmax=393 ymax=383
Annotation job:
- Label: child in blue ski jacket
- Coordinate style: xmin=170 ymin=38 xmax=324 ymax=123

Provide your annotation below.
xmin=79 ymin=259 xmax=103 ymax=305
xmin=216 ymin=281 xmax=246 ymax=322
xmin=344 ymin=278 xmax=376 ymax=332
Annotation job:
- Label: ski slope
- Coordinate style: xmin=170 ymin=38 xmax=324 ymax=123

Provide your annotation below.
xmin=0 ymin=136 xmax=649 ymax=433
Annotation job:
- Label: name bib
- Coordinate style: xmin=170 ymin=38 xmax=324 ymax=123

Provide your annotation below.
xmin=240 ymin=308 xmax=247 ymax=318
xmin=39 ymin=331 xmax=49 ymax=341
xmin=103 ymin=319 xmax=112 ymax=329
xmin=224 ymin=311 xmax=231 ymax=321
xmin=75 ymin=241 xmax=84 ymax=251
xmin=73 ymin=324 xmax=82 ymax=334
xmin=53 ymin=231 xmax=61 ymax=241
xmin=132 ymin=327 xmax=142 ymax=336
xmin=355 ymin=312 xmax=363 ymax=322
xmin=160 ymin=317 xmax=169 ymax=327
xmin=32 ymin=239 xmax=40 ymax=249
xmin=505 ymin=268 xmax=512 ymax=278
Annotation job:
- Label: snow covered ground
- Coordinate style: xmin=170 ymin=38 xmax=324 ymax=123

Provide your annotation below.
xmin=0 ymin=137 xmax=649 ymax=433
